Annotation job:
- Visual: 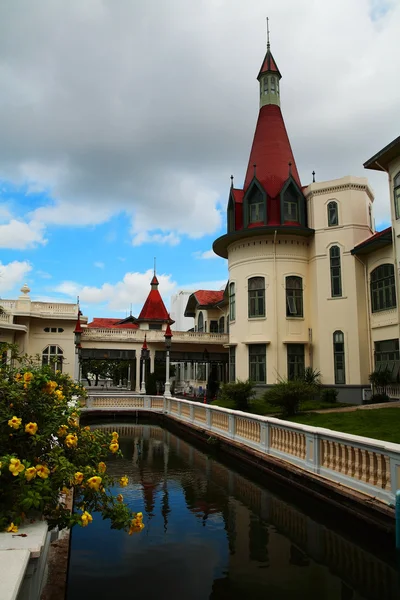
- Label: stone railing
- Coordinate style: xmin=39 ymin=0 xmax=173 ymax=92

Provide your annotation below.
xmin=81 ymin=395 xmax=400 ymax=505
xmin=30 ymin=302 xmax=78 ymax=316
xmin=82 ymin=328 xmax=228 ymax=344
xmin=0 ymin=300 xmax=16 ymax=310
xmin=0 ymin=311 xmax=13 ymax=324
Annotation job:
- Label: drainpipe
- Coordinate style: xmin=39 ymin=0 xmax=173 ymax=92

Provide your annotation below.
xmin=273 ymin=230 xmax=279 ymax=381
xmin=354 ymin=254 xmax=373 ymax=377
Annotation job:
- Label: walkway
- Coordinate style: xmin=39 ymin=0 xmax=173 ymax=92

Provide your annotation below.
xmin=314 ymin=401 xmax=400 ymax=414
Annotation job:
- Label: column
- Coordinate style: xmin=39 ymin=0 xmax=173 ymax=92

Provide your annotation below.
xmin=135 ymin=354 xmax=141 ymax=393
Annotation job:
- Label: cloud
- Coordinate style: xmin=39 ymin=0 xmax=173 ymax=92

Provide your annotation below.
xmin=36 ymin=270 xmax=52 ymax=279
xmin=132 ymin=231 xmax=180 ymax=247
xmin=0 ymin=219 xmax=46 ymax=249
xmin=94 ymin=261 xmax=104 ymax=269
xmin=0 ymin=260 xmax=32 ymax=294
xmin=193 ymin=249 xmax=220 ymax=260
xmin=0 ymin=0 xmax=398 ymax=239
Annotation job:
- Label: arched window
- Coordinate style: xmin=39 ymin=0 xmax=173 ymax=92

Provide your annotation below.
xmin=286 ymin=276 xmax=303 ymax=317
xmin=42 ymin=345 xmax=63 ymax=373
xmin=218 ymin=316 xmax=225 ymax=333
xmin=283 ymin=186 xmax=299 ymax=222
xmin=197 ymin=312 xmax=204 ymax=332
xmin=370 ymin=264 xmax=396 ymax=312
xmin=229 ymin=283 xmax=236 ymax=321
xmin=327 ymin=201 xmax=338 ymax=227
xmin=247 ymin=186 xmax=265 ymax=224
xmin=333 ymin=331 xmax=345 ymax=384
xmin=329 ymin=246 xmax=342 ymax=297
xmin=394 ymin=172 xmax=400 ymax=219
xmin=248 ymin=277 xmax=265 ymax=318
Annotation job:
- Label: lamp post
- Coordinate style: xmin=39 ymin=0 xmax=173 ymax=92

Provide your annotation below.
xmin=140 ymin=335 xmax=149 ymax=394
xmin=73 ymin=306 xmax=83 ymax=382
xmin=164 ymin=323 xmax=173 ymax=398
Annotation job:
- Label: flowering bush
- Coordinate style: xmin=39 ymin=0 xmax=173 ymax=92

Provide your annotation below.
xmin=0 ymin=344 xmax=143 ymax=535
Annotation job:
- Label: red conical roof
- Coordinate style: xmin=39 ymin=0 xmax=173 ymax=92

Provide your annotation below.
xmin=137 ymin=278 xmax=171 ymax=323
xmin=243 ymin=104 xmax=301 ymax=197
xmin=257 ymin=49 xmax=281 ymax=79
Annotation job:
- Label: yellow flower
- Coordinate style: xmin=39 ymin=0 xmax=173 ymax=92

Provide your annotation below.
xmin=58 ymin=425 xmax=68 ymax=437
xmin=43 ymin=380 xmax=58 ymax=394
xmin=83 ymin=426 xmax=91 ymax=431
xmin=14 ymin=373 xmax=22 ymax=382
xmin=25 ymin=422 xmax=38 ymax=435
xmin=54 ymin=390 xmax=64 ymax=402
xmin=120 ymin=476 xmax=128 ymax=487
xmin=7 ymin=523 xmax=18 ymax=533
xmin=98 ymin=462 xmax=106 ymax=474
xmin=25 ymin=467 xmax=37 ymax=481
xmin=68 ymin=416 xmax=78 ymax=427
xmin=81 ymin=511 xmax=93 ymax=527
xmin=65 ymin=434 xmax=78 ymax=449
xmin=109 ymin=441 xmax=119 ymax=454
xmin=36 ymin=464 xmax=50 ymax=479
xmin=116 ymin=494 xmax=123 ymax=503
xmin=128 ymin=518 xmax=145 ymax=535
xmin=9 ymin=458 xmax=25 ymax=476
xmin=8 ymin=416 xmax=22 ymax=430
xmin=23 ymin=372 xmax=33 ymax=383
xmin=73 ymin=472 xmax=84 ymax=485
xmin=87 ymin=476 xmax=102 ymax=491
xmin=111 ymin=431 xmax=119 ymax=440
xmin=136 ymin=512 xmax=143 ymax=520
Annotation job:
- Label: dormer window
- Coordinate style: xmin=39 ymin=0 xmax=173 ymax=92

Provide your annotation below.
xmin=283 ymin=187 xmax=299 ymax=222
xmin=248 ymin=186 xmax=265 ymax=224
xmin=327 ymin=201 xmax=338 ymax=227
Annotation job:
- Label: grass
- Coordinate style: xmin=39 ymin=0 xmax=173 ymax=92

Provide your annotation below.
xmin=211 ymin=397 xmax=349 ymax=416
xmin=288 ymin=408 xmax=400 ymax=444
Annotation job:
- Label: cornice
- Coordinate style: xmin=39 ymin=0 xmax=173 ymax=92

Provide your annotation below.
xmin=305 ymin=182 xmax=374 ymax=202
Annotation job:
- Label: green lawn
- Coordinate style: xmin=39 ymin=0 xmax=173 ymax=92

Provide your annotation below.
xmin=211 ymin=397 xmax=349 ymax=416
xmin=288 ymin=408 xmax=400 ymax=444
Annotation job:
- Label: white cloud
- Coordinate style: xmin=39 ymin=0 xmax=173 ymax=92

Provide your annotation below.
xmin=132 ymin=231 xmax=181 ymax=247
xmin=0 ymin=219 xmax=46 ymax=249
xmin=31 ymin=202 xmax=114 ymax=227
xmin=36 ymin=270 xmax=52 ymax=279
xmin=0 ymin=261 xmax=32 ymax=294
xmin=193 ymin=249 xmax=220 ymax=260
xmin=94 ymin=261 xmax=104 ymax=269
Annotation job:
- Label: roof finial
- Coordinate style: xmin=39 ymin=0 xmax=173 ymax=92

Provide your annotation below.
xmin=288 ymin=161 xmax=292 ymax=176
xmin=130 ymin=303 xmax=132 ymax=316
xmin=266 ymin=17 xmax=270 ymax=50
xmin=253 ymin=164 xmax=257 ymax=177
xmin=230 ymin=174 xmax=234 ymax=188
xmin=153 ymin=257 xmax=156 ymax=276
xmin=312 ymin=170 xmax=316 ymax=183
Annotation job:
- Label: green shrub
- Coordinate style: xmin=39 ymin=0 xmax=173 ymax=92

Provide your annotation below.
xmin=219 ymin=380 xmax=255 ymax=411
xmin=320 ymin=388 xmax=338 ymax=403
xmin=369 ymin=368 xmax=393 ymax=396
xmin=303 ymin=367 xmax=321 ymax=387
xmin=369 ymin=393 xmax=390 ymax=404
xmin=263 ymin=380 xmax=314 ymax=417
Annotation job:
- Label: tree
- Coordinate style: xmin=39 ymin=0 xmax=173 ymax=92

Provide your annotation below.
xmin=0 ymin=343 xmax=143 ymax=535
xmin=219 ymin=380 xmax=256 ymax=411
xmin=81 ymin=359 xmax=130 ymax=386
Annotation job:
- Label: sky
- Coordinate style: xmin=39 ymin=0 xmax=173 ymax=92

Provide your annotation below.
xmin=0 ymin=0 xmax=399 ymax=319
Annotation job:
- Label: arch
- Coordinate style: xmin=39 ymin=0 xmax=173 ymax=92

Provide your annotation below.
xmin=42 ymin=345 xmax=64 ymax=373
xmin=327 ymin=200 xmax=338 ymax=227
xmin=197 ymin=311 xmax=204 ymax=332
xmin=333 ymin=331 xmax=346 ymax=384
xmin=285 ymin=276 xmax=303 ymax=317
xmin=248 ymin=276 xmax=265 ymax=318
xmin=329 ymin=245 xmax=342 ymax=297
xmin=394 ymin=172 xmax=400 ymax=219
xmin=370 ymin=263 xmax=396 ymax=312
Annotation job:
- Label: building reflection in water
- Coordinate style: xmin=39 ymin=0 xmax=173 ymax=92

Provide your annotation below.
xmin=68 ymin=423 xmax=399 ymax=600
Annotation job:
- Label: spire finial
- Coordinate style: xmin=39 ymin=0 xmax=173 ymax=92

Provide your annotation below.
xmin=253 ymin=164 xmax=257 ymax=177
xmin=288 ymin=161 xmax=292 ymax=176
xmin=153 ymin=257 xmax=156 ymax=276
xmin=266 ymin=17 xmax=270 ymax=50
xmin=230 ymin=174 xmax=234 ymax=188
xmin=312 ymin=170 xmax=316 ymax=183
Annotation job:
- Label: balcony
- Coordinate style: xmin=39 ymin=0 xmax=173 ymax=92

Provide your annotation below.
xmin=82 ymin=328 xmax=228 ymax=345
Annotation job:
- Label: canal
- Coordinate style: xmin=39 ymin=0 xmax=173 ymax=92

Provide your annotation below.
xmin=66 ymin=421 xmax=399 ymax=600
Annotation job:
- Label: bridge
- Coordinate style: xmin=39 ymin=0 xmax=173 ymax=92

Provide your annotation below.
xmin=82 ymin=394 xmax=400 ymax=510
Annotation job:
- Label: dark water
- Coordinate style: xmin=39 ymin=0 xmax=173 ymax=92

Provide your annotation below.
xmin=66 ymin=422 xmax=399 ymax=600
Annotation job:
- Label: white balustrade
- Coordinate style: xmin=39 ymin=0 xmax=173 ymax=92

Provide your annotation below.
xmin=81 ymin=395 xmax=400 ymax=505
xmin=81 ymin=328 xmax=228 ymax=344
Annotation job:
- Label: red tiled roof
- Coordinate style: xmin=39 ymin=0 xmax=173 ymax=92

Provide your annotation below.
xmin=244 ymin=104 xmax=301 ymax=196
xmin=194 ymin=290 xmax=225 ymax=307
xmin=138 ymin=289 xmax=170 ymax=322
xmin=88 ymin=318 xmax=138 ymax=329
xmin=257 ymin=49 xmax=281 ymax=79
xmin=352 ymin=227 xmax=392 ymax=254
xmin=231 ymin=188 xmax=244 ymax=203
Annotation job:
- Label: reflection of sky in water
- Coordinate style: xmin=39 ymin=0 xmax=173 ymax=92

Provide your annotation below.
xmin=66 ymin=424 xmax=397 ymax=600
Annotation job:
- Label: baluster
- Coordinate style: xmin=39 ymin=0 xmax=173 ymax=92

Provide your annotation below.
xmin=360 ymin=449 xmax=368 ymax=482
xmin=384 ymin=455 xmax=391 ymax=489
xmin=375 ymin=453 xmax=383 ymax=488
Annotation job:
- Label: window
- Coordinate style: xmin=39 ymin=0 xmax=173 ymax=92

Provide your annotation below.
xmin=43 ymin=327 xmax=64 ymax=333
xmin=249 ymin=344 xmax=266 ymax=384
xmin=333 ymin=331 xmax=345 ymax=384
xmin=198 ymin=312 xmax=204 ymax=332
xmin=271 ymin=77 xmax=276 ymax=94
xmin=283 ymin=187 xmax=299 ymax=222
xmin=286 ymin=276 xmax=303 ymax=317
xmin=218 ymin=316 xmax=225 ymax=333
xmin=229 ymin=283 xmax=236 ymax=321
xmin=248 ymin=277 xmax=265 ymax=318
xmin=210 ymin=320 xmax=218 ymax=333
xmin=229 ymin=346 xmax=236 ymax=382
xmin=276 ymin=80 xmax=279 ymax=96
xmin=329 ymin=246 xmax=342 ymax=297
xmin=248 ymin=186 xmax=265 ymax=224
xmin=149 ymin=323 xmax=162 ymax=330
xmin=370 ymin=264 xmax=396 ymax=312
xmin=374 ymin=339 xmax=399 ymax=375
xmin=327 ymin=201 xmax=338 ymax=227
xmin=263 ymin=77 xmax=268 ymax=95
xmin=368 ymin=204 xmax=373 ymax=230
xmin=287 ymin=344 xmax=305 ymax=380
xmin=42 ymin=345 xmax=63 ymax=373
xmin=394 ymin=172 xmax=400 ymax=219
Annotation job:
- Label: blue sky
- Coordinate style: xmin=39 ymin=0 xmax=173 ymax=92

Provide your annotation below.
xmin=0 ymin=0 xmax=398 ymax=320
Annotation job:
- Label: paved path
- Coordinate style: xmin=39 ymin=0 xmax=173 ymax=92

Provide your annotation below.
xmin=314 ymin=401 xmax=400 ymax=414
